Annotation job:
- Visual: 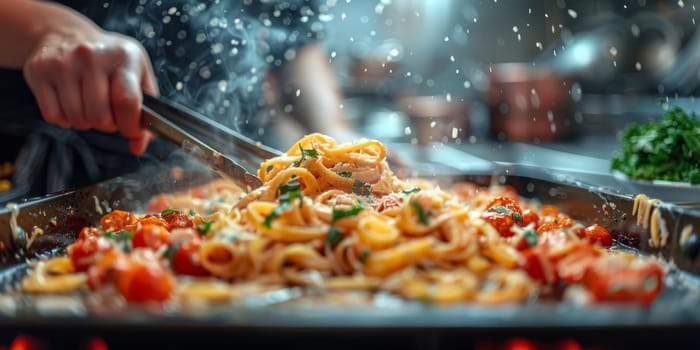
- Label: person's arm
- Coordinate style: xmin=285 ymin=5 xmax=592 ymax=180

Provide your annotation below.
xmin=277 ymin=43 xmax=356 ymax=144
xmin=0 ymin=0 xmax=157 ymax=154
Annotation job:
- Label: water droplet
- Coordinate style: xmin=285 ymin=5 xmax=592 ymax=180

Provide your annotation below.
xmin=444 ymin=36 xmax=450 ymax=42
xmin=512 ymin=26 xmax=519 ymax=33
xmin=450 ymin=55 xmax=455 ymax=62
xmin=517 ymin=33 xmax=521 ymax=41
xmin=163 ymin=16 xmax=172 ymax=24
xmin=295 ymin=89 xmax=301 ymax=97
xmin=635 ymin=62 xmax=642 ymax=71
xmin=567 ymin=9 xmax=578 ymax=18
xmin=389 ymin=48 xmax=400 ymax=57
xmin=210 ymin=43 xmax=223 ymax=54
xmin=430 ymin=121 xmax=437 ymax=128
xmin=451 ymin=128 xmax=459 ymax=139
xmin=199 ymin=67 xmax=211 ymax=79
xmin=217 ymin=80 xmax=227 ymax=92
xmin=175 ymin=81 xmax=183 ymax=91
xmin=446 ymin=93 xmax=452 ymax=102
xmin=404 ymin=126 xmax=412 ymax=135
xmin=609 ymin=46 xmax=618 ymax=56
xmin=168 ymin=6 xmax=177 ymax=15
xmin=464 ymin=81 xmax=471 ymax=88
xmin=679 ymin=0 xmax=685 ymax=8
xmin=631 ymin=24 xmax=640 ymax=37
xmin=341 ymin=12 xmax=347 ymax=20
xmin=536 ymin=42 xmax=543 ymax=50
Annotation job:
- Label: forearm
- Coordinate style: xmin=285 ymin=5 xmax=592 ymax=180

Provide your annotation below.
xmin=0 ymin=0 xmax=99 ymax=69
xmin=279 ymin=43 xmax=353 ymax=141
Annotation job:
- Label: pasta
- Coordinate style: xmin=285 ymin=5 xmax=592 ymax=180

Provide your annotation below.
xmin=19 ymin=134 xmax=665 ymax=306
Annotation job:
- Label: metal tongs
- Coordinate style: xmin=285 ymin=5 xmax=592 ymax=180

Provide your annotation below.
xmin=140 ymin=94 xmax=282 ymax=190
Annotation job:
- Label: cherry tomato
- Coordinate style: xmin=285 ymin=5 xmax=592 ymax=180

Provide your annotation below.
xmin=163 ymin=212 xmax=193 ymax=231
xmin=69 ymin=236 xmax=114 ymax=272
xmin=114 ymin=255 xmax=175 ymax=303
xmin=138 ymin=215 xmax=167 ymax=227
xmin=132 ymin=224 xmax=170 ymax=250
xmin=555 ymin=243 xmax=600 ymax=283
xmin=536 ymin=215 xmax=575 ymax=234
xmin=521 ymin=209 xmax=539 ymax=228
xmin=145 ymin=194 xmax=172 ymax=215
xmin=171 ymin=239 xmax=210 ymax=277
xmin=520 ymin=230 xmax=599 ymax=284
xmin=78 ymin=227 xmax=101 ymax=240
xmin=584 ymin=259 xmax=663 ymax=305
xmin=582 ymin=224 xmax=612 ymax=247
xmin=540 ymin=204 xmax=561 ymax=217
xmin=86 ymin=250 xmax=123 ymax=290
xmin=485 ymin=196 xmax=523 ymax=214
xmin=481 ymin=210 xmax=518 ymax=237
xmin=100 ymin=210 xmax=137 ymax=232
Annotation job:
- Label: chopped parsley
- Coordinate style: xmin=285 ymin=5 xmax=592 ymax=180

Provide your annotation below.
xmin=352 ymin=180 xmax=371 ymax=196
xmin=487 ymin=206 xmax=523 ymax=225
xmin=410 ymin=201 xmax=429 ymax=225
xmin=263 ymin=202 xmax=290 ymax=228
xmin=292 ymin=144 xmax=319 ymax=167
xmin=611 ymin=106 xmax=700 ymax=184
xmin=337 ymin=171 xmax=352 ymax=178
xmin=160 ymin=208 xmax=181 ymax=217
xmin=163 ymin=241 xmax=183 ymax=264
xmin=326 ymin=226 xmax=343 ymax=247
xmin=104 ymin=230 xmax=134 ymax=252
xmin=523 ymin=229 xmax=538 ymax=247
xmin=331 ymin=205 xmax=364 ymax=223
xmin=359 ymin=250 xmax=370 ymax=264
xmin=264 ymin=177 xmax=305 ymax=228
xmin=401 ymin=187 xmax=421 ymax=195
xmin=196 ymin=220 xmax=213 ymax=235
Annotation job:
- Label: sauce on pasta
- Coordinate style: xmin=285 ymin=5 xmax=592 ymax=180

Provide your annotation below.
xmin=21 ymin=134 xmax=665 ymax=306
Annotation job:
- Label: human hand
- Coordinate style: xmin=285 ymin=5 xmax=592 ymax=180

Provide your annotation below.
xmin=23 ymin=29 xmax=158 ymax=154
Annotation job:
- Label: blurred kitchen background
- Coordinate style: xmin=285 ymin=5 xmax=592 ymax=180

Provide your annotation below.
xmin=300 ymin=0 xmax=700 ymax=198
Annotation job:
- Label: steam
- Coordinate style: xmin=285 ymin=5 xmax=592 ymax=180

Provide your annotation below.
xmin=86 ymin=0 xmax=328 ymax=134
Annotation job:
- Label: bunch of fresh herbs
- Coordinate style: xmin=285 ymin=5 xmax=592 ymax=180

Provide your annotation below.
xmin=610 ymin=106 xmax=700 ymax=184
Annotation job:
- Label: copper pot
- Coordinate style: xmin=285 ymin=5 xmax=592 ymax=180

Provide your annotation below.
xmin=487 ymin=63 xmax=575 ymax=143
xmin=398 ymin=95 xmax=470 ymax=146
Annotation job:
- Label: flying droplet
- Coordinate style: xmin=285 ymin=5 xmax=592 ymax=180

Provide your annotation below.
xmin=679 ymin=0 xmax=685 ymax=8
xmin=609 ymin=46 xmax=618 ymax=56
xmin=450 ymin=55 xmax=455 ymax=62
xmin=295 ymin=89 xmax=301 ymax=97
xmin=567 ymin=9 xmax=578 ymax=18
xmin=536 ymin=42 xmax=543 ymax=50
xmin=635 ymin=62 xmax=642 ymax=71
xmin=512 ymin=26 xmax=519 ymax=33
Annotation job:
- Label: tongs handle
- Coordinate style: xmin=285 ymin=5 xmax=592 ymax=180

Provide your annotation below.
xmin=141 ymin=96 xmax=263 ymax=190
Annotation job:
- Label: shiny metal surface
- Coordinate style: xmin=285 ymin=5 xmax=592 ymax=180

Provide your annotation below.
xmin=141 ymin=105 xmax=262 ymax=191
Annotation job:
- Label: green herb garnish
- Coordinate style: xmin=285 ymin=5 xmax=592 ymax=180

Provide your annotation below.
xmin=161 ymin=208 xmax=181 ymax=217
xmin=104 ymin=230 xmax=134 ymax=252
xmin=263 ymin=202 xmax=290 ymax=228
xmin=163 ymin=241 xmax=183 ymax=264
xmin=487 ymin=206 xmax=523 ymax=225
xmin=410 ymin=201 xmax=429 ymax=225
xmin=359 ymin=250 xmax=370 ymax=264
xmin=327 ymin=226 xmax=343 ymax=247
xmin=352 ymin=180 xmax=371 ymax=196
xmin=523 ymin=229 xmax=538 ymax=247
xmin=196 ymin=221 xmax=213 ymax=235
xmin=401 ymin=187 xmax=421 ymax=195
xmin=331 ymin=205 xmax=364 ymax=223
xmin=337 ymin=171 xmax=352 ymax=178
xmin=611 ymin=106 xmax=700 ymax=184
xmin=292 ymin=144 xmax=318 ymax=167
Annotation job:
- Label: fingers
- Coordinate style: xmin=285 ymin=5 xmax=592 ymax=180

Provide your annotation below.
xmin=110 ymin=68 xmax=143 ymax=141
xmin=81 ymin=70 xmax=117 ymax=133
xmin=140 ymin=53 xmax=159 ymax=97
xmin=25 ymin=78 xmax=70 ymax=129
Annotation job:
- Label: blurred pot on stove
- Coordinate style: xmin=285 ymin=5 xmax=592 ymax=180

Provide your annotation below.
xmin=487 ymin=63 xmax=575 ymax=143
xmin=398 ymin=95 xmax=470 ymax=146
